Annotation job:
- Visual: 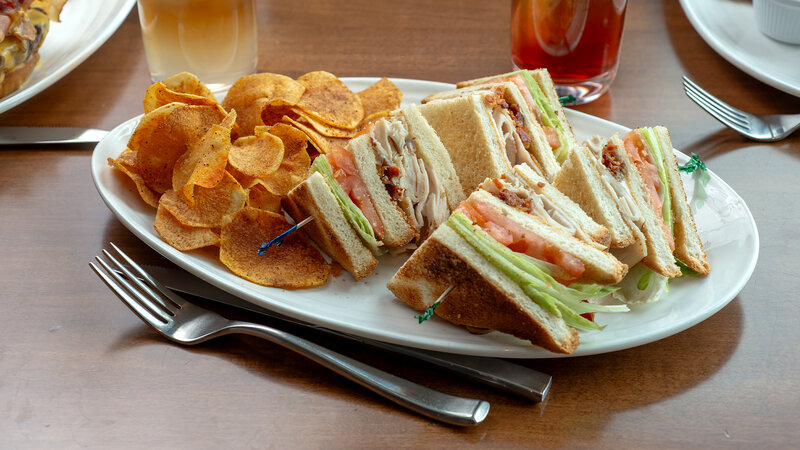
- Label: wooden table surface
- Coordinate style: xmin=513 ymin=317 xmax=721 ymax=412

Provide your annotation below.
xmin=1 ymin=1 xmax=798 ymax=448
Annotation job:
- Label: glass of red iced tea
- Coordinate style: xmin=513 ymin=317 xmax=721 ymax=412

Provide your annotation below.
xmin=511 ymin=0 xmax=627 ymax=104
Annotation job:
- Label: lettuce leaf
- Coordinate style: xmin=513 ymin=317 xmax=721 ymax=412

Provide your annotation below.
xmin=309 ymin=156 xmax=381 ymax=255
xmin=640 ymin=127 xmax=673 ymax=231
xmin=612 ymin=264 xmax=669 ymax=304
xmin=447 ymin=212 xmax=627 ymax=331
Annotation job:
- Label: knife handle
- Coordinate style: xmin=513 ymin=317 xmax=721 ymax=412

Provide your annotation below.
xmin=346 ymin=335 xmax=552 ymax=402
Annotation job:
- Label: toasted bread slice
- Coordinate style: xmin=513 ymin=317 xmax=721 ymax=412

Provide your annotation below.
xmin=456 ymin=69 xmax=578 ymax=167
xmin=605 ymin=132 xmax=679 ymax=277
xmin=424 ymin=82 xmax=560 ymax=181
xmin=554 ymin=143 xmax=642 ymax=249
xmin=418 ymin=94 xmax=512 ymax=194
xmin=651 ymin=127 xmax=710 ymax=275
xmin=400 ymin=104 xmax=466 ymax=210
xmin=387 ymin=223 xmax=580 ymax=354
xmin=283 ymin=172 xmax=378 ymax=281
xmin=584 ymin=135 xmax=649 ymax=267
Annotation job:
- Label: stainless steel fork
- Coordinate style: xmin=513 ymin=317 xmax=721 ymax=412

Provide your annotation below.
xmin=90 ymin=243 xmax=490 ymax=426
xmin=683 ymin=76 xmax=800 ymax=142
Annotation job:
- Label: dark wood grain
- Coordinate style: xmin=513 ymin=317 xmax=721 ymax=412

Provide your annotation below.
xmin=1 ymin=0 xmax=797 ymax=447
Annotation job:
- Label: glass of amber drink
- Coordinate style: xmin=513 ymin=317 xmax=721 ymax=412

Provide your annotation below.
xmin=511 ymin=0 xmax=627 ymax=104
xmin=137 ymin=0 xmax=258 ymax=93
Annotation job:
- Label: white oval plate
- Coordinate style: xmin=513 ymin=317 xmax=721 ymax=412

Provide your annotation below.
xmin=91 ymin=78 xmax=759 ymax=358
xmin=0 ymin=0 xmax=136 ymax=115
xmin=679 ymin=0 xmax=800 ymax=97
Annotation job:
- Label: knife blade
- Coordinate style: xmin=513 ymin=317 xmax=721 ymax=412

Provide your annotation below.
xmin=137 ymin=264 xmax=552 ymax=402
xmin=0 ymin=127 xmax=109 ymax=146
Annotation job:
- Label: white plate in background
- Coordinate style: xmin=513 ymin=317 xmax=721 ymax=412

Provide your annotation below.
xmin=680 ymin=0 xmax=800 ymax=97
xmin=0 ymin=0 xmax=136 ymax=115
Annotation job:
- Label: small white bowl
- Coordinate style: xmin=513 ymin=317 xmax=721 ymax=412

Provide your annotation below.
xmin=754 ymin=0 xmax=800 ymax=44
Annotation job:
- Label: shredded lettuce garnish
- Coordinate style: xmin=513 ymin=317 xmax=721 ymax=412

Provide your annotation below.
xmin=612 ymin=264 xmax=669 ymax=304
xmin=519 ymin=70 xmax=571 ymax=163
xmin=637 ymin=269 xmax=653 ymax=290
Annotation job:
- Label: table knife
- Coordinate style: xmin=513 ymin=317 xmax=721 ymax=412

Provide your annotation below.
xmin=0 ymin=127 xmax=108 ymax=146
xmin=138 ymin=264 xmax=552 ymax=402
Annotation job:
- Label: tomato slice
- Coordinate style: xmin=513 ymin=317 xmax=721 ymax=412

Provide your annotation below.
xmin=543 ymin=126 xmax=560 ymax=150
xmin=326 ymin=146 xmax=385 ymax=239
xmin=469 ymin=201 xmax=585 ymax=279
xmin=623 ymin=131 xmax=674 ymax=250
xmin=456 ymin=202 xmax=487 ymax=228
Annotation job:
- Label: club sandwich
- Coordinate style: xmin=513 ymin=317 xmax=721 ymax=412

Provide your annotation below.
xmin=388 ymin=187 xmax=630 ymax=354
xmin=555 ymin=128 xmax=709 ymax=279
xmin=418 ymin=81 xmax=559 ymax=193
xmin=620 ymin=126 xmax=709 ymax=276
xmin=554 ymin=136 xmax=648 ymax=266
xmin=457 ymin=69 xmax=579 ymax=166
xmin=283 ymin=104 xmax=464 ymax=280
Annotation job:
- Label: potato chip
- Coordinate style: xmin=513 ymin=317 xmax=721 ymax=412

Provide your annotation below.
xmin=360 ymin=110 xmax=391 ymax=127
xmin=293 ymin=109 xmax=361 ymax=139
xmin=228 ymin=127 xmax=285 ymax=179
xmin=357 ymin=77 xmax=402 ymax=120
xmin=260 ymin=99 xmax=299 ymax=127
xmin=260 ymin=123 xmax=312 ymax=195
xmin=281 ymin=116 xmax=333 ymax=155
xmin=226 ymin=163 xmax=259 ymax=190
xmin=223 ymin=73 xmax=305 ymax=107
xmin=260 ymin=123 xmax=307 ymax=156
xmin=172 ymin=110 xmax=237 ymax=205
xmin=230 ymin=97 xmax=269 ymax=138
xmin=247 ymin=182 xmax=282 ymax=213
xmin=222 ymin=73 xmax=305 ymax=136
xmin=155 ymin=204 xmax=220 ymax=250
xmin=128 ymin=101 xmax=183 ymax=150
xmin=143 ymin=81 xmax=219 ymax=114
xmin=161 ymin=72 xmax=216 ymax=100
xmin=109 ymin=149 xmax=160 ymax=208
xmin=131 ymin=103 xmax=228 ymax=194
xmin=219 ymin=207 xmax=329 ymax=288
xmin=160 ymin=171 xmax=247 ymax=228
xmin=296 ymin=71 xmax=364 ymax=130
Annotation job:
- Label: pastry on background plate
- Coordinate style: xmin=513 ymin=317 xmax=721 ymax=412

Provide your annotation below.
xmin=0 ymin=0 xmax=68 ymax=98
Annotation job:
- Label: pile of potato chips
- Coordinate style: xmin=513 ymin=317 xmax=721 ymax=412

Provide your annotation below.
xmin=109 ymin=71 xmax=403 ymax=288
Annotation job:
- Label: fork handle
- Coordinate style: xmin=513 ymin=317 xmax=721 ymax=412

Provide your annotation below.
xmin=226 ymin=321 xmax=490 ymax=426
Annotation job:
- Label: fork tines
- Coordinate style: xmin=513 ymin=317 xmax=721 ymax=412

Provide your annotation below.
xmin=682 ymin=76 xmax=752 ymax=133
xmin=89 ymin=243 xmax=181 ymax=325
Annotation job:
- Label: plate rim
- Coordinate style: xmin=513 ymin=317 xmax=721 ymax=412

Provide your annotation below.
xmin=91 ymin=76 xmax=760 ymax=358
